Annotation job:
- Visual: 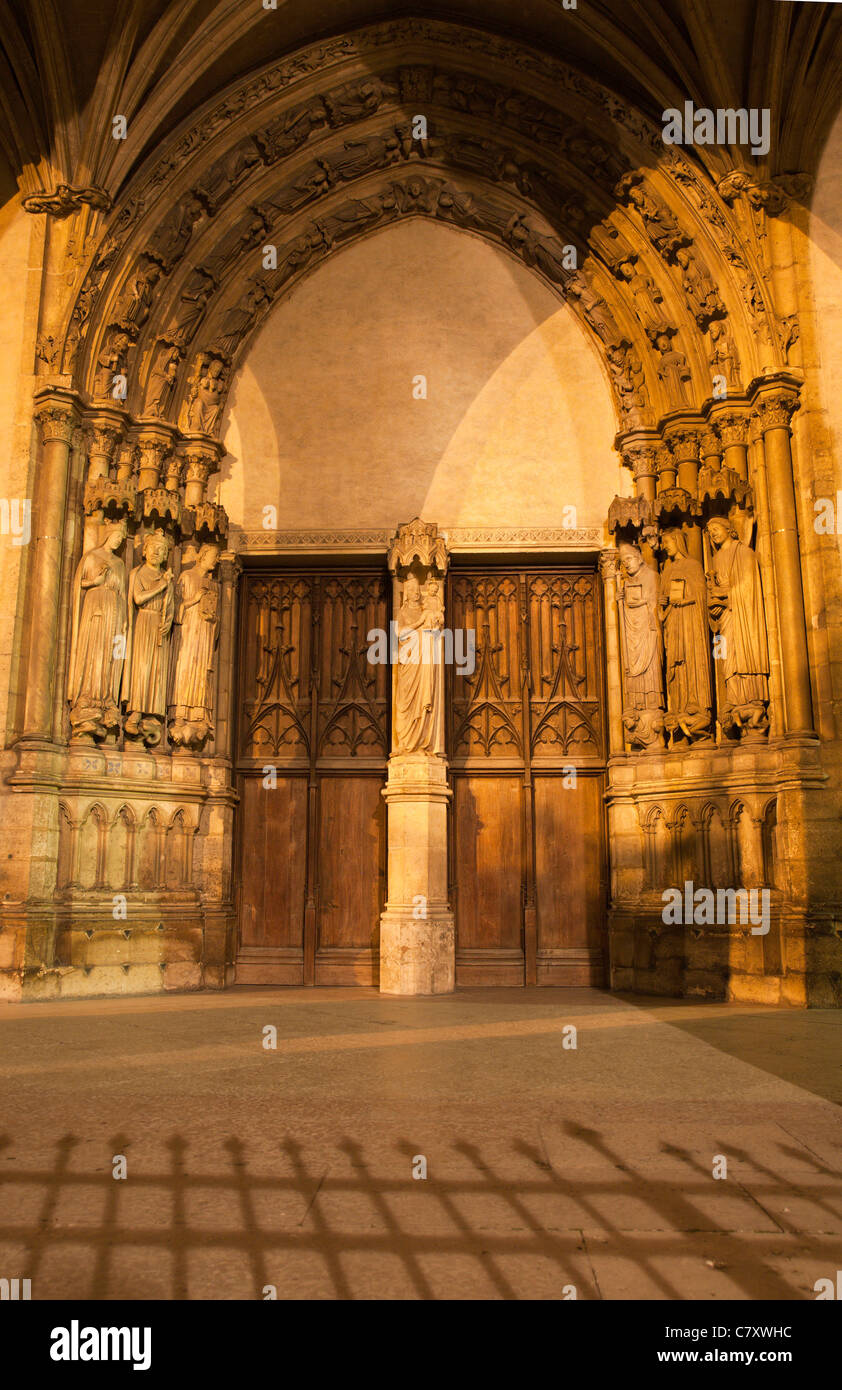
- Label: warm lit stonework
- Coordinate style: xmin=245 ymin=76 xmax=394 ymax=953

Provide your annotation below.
xmin=0 ymin=2 xmax=841 ymax=1007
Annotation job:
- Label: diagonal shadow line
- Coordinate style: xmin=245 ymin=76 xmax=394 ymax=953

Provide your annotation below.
xmin=515 ymin=1133 xmax=684 ymax=1300
xmin=454 ymin=1139 xmax=594 ymax=1294
xmin=557 ymin=1125 xmax=800 ymax=1300
xmin=225 ymin=1137 xmax=269 ymax=1297
xmin=394 ymin=1137 xmax=519 ymax=1299
xmin=709 ymin=1141 xmax=842 ymax=1230
xmin=339 ymin=1138 xmax=435 ymax=1299
xmin=283 ymin=1137 xmax=351 ymax=1299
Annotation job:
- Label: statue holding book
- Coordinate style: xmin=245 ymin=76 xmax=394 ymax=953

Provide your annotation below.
xmin=658 ymin=528 xmax=712 ymax=743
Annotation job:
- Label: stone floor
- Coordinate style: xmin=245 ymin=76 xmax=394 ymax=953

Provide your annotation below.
xmin=0 ymin=986 xmax=840 ymax=1300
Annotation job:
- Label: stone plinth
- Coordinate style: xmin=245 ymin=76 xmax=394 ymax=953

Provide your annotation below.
xmin=379 ymin=751 xmax=454 ymax=995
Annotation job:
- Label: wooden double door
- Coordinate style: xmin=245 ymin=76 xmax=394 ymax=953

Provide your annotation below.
xmin=447 ymin=568 xmax=607 ymax=986
xmin=234 ymin=562 xmax=607 ymax=986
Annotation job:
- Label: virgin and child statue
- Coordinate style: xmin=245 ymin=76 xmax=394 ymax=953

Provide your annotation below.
xmin=392 ymin=573 xmax=446 ymax=756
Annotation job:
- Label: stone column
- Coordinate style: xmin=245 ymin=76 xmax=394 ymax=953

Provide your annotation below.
xmin=599 ymin=549 xmax=625 ymax=756
xmin=656 ymin=442 xmax=677 ymax=493
xmin=379 ymin=519 xmax=455 ymax=995
xmin=214 ymin=551 xmax=242 ymax=761
xmin=667 ymin=425 xmax=703 ymax=562
xmin=710 ymin=408 xmax=749 ymax=481
xmin=752 ymin=379 xmax=814 ymax=736
xmin=22 ymin=391 xmax=79 ymax=742
xmin=624 ymin=441 xmax=658 ymax=505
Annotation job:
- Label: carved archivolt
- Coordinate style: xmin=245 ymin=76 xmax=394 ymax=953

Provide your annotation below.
xmin=39 ymin=19 xmax=789 ymax=443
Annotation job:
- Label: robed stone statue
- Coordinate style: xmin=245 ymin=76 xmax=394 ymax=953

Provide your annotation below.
xmin=658 ymin=528 xmax=712 ymax=742
xmin=123 ymin=529 xmax=174 ymax=746
xmin=168 ymin=543 xmax=220 ymax=747
xmin=706 ymin=516 xmax=770 ymax=734
xmin=393 ymin=572 xmax=445 ymax=755
xmin=67 ymin=518 xmax=128 ymax=739
xmin=617 ymin=541 xmax=664 ymax=748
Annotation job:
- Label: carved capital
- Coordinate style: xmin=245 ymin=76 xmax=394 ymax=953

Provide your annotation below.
xmin=622 ymin=443 xmax=658 ymax=481
xmin=715 ymin=412 xmax=749 ymax=448
xmin=35 ymin=403 xmax=76 ymax=446
xmin=656 ymin=444 xmax=676 ymax=479
xmin=598 ymin=548 xmax=619 ymax=583
xmin=219 ymin=551 xmax=244 ymax=586
xmin=700 ymin=429 xmax=721 ymax=460
xmin=664 ymin=427 xmax=700 ymax=462
xmin=387 ymin=517 xmax=448 ymax=575
xmin=753 ymin=390 xmax=799 ymax=433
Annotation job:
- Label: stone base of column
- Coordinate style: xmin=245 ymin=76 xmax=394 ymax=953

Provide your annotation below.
xmin=378 ymin=751 xmax=454 ymax=995
xmin=379 ymin=907 xmax=455 ymax=995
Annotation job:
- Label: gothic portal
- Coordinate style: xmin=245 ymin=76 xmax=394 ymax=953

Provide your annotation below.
xmin=1 ymin=2 xmax=841 ymax=1006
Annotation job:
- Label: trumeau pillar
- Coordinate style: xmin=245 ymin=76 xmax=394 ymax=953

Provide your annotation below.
xmin=379 ymin=519 xmax=454 ymax=996
xmin=751 ymin=377 xmax=815 ymax=737
xmin=22 ymin=390 xmax=79 ymax=742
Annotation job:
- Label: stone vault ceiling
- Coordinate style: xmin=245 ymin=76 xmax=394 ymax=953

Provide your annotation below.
xmin=1 ymin=0 xmax=841 ymax=196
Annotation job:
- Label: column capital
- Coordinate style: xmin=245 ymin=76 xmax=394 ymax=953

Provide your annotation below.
xmin=700 ymin=429 xmax=721 ymax=460
xmin=218 ymin=551 xmax=243 ymax=586
xmin=598 ymin=547 xmax=619 ymax=582
xmin=751 ymin=388 xmax=800 ymax=433
xmin=34 ymin=395 xmax=79 ymax=446
xmin=663 ymin=424 xmax=701 ymax=462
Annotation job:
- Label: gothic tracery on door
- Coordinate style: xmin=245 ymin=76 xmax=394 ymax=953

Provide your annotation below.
xmin=448 ymin=567 xmax=608 ymax=986
xmin=235 ymin=569 xmax=390 ymax=985
xmin=234 ymin=562 xmax=608 ymax=986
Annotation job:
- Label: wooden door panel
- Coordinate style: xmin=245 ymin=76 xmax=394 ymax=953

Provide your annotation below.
xmin=316 ymin=775 xmax=385 ymax=962
xmin=236 ymin=569 xmax=389 ymax=985
xmin=534 ymin=772 xmax=605 ymax=984
xmin=237 ymin=775 xmax=307 ymax=983
xmin=448 ymin=566 xmax=607 ymax=986
xmin=454 ymin=775 xmax=523 ymax=982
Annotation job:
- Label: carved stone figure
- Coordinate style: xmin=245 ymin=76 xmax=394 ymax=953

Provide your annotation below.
xmin=324 ymin=77 xmax=398 ymax=126
xmin=565 ymin=276 xmax=619 ymax=344
xmin=145 ymin=343 xmax=181 ymax=418
xmin=617 ymin=542 xmax=664 ymax=749
xmin=254 ymin=99 xmax=327 ymax=164
xmin=267 ymin=162 xmax=333 ymax=215
xmin=115 ymin=259 xmax=162 ymax=330
xmin=182 ymin=356 xmax=226 ymax=434
xmin=324 ymin=133 xmax=401 ymax=182
xmin=675 ymin=248 xmax=725 ymax=328
xmin=708 ymin=318 xmax=741 ymax=389
xmin=654 ymin=332 xmax=692 ymax=405
xmin=393 ymin=572 xmax=445 ymax=756
xmin=123 ymin=530 xmax=174 ymax=745
xmin=171 ymin=269 xmax=217 ymax=347
xmin=93 ymin=330 xmax=132 ymax=398
xmin=195 ymin=139 xmax=261 ymax=214
xmin=658 ymin=529 xmax=712 ymax=742
xmin=67 ymin=519 xmax=128 ymax=739
xmin=214 ymin=283 xmax=271 ymax=358
xmin=148 ymin=193 xmax=204 ymax=272
xmin=620 ymin=180 xmax=687 ymax=259
xmin=607 ymin=344 xmax=650 ymax=429
xmin=706 ymin=517 xmax=770 ymax=735
xmin=168 ymin=544 xmax=220 ymax=747
xmin=617 ymin=259 xmax=669 ymax=336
